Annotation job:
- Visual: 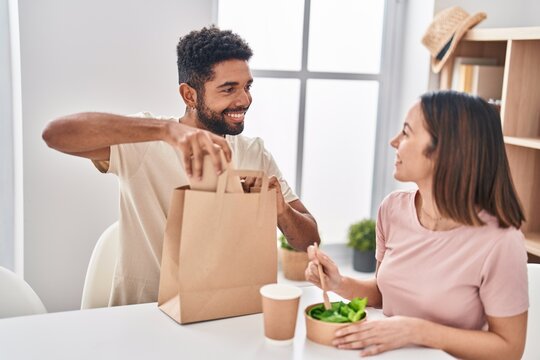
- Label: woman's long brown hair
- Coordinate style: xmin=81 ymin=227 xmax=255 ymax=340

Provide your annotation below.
xmin=420 ymin=91 xmax=525 ymax=228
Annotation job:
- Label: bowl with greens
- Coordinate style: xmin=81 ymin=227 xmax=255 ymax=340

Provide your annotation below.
xmin=304 ymin=297 xmax=367 ymax=346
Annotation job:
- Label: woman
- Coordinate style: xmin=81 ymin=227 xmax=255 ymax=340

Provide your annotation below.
xmin=306 ymin=91 xmax=528 ymax=359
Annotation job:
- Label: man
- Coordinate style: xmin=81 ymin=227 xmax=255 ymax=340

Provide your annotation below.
xmin=42 ymin=27 xmax=320 ymax=306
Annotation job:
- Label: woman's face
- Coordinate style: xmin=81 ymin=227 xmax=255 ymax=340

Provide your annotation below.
xmin=390 ymin=102 xmax=435 ymax=186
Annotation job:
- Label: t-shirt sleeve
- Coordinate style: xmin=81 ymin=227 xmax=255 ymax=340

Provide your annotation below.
xmin=258 ymin=141 xmax=298 ymax=203
xmin=479 ymin=229 xmax=529 ymax=317
xmin=90 ymin=112 xmax=175 ymax=176
xmin=375 ymin=195 xmax=390 ymax=262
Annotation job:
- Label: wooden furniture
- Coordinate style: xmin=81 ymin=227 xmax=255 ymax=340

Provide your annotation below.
xmin=439 ymin=27 xmax=540 ymax=259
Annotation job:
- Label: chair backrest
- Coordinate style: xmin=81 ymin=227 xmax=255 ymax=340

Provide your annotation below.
xmin=80 ymin=222 xmax=119 ymax=309
xmin=523 ymin=263 xmax=540 ymax=360
xmin=0 ymin=266 xmax=47 ymax=318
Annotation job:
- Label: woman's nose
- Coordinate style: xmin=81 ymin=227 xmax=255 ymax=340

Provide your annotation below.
xmin=390 ymin=134 xmax=400 ymax=149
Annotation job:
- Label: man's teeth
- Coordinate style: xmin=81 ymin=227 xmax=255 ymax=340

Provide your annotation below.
xmin=227 ymin=112 xmax=244 ymax=118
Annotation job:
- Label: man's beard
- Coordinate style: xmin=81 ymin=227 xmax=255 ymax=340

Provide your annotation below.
xmin=196 ymin=95 xmax=246 ymax=136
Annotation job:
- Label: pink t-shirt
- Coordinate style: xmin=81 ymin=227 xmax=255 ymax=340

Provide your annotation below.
xmin=376 ymin=190 xmax=529 ymax=330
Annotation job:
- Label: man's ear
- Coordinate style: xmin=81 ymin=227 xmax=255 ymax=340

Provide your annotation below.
xmin=179 ymin=83 xmax=197 ymax=108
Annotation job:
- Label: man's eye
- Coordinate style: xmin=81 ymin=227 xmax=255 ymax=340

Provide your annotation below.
xmin=222 ymin=88 xmax=234 ymax=93
xmin=245 ymin=84 xmax=252 ymax=91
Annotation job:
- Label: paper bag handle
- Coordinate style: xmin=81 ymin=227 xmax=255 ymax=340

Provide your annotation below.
xmin=215 ymin=170 xmax=271 ymax=226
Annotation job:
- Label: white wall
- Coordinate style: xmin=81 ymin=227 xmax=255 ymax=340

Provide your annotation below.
xmin=384 ymin=0 xmax=540 ymax=199
xmin=435 ymin=0 xmax=540 ymax=28
xmin=19 ymin=0 xmax=214 ymax=312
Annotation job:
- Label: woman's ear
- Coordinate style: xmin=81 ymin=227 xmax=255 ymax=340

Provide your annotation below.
xmin=179 ymin=83 xmax=197 ymax=109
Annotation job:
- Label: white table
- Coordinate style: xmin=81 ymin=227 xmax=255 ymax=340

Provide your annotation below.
xmin=0 ymin=286 xmax=454 ymax=360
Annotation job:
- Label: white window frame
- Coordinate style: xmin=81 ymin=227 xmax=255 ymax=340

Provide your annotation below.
xmin=216 ymin=0 xmax=405 ymax=220
xmin=0 ymin=0 xmax=23 ymax=274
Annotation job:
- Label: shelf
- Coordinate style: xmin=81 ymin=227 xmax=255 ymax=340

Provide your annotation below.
xmin=440 ymin=27 xmax=540 ymax=261
xmin=464 ymin=27 xmax=540 ymax=41
xmin=504 ymin=136 xmax=540 ymax=150
xmin=525 ymin=232 xmax=540 ymax=257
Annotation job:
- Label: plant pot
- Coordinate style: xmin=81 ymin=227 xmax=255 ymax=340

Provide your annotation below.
xmin=353 ymin=249 xmax=376 ymax=273
xmin=304 ymin=303 xmax=367 ymax=346
xmin=280 ymin=248 xmax=309 ymax=281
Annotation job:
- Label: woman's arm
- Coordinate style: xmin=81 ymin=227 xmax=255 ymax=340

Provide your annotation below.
xmin=420 ymin=312 xmax=527 ymax=360
xmin=334 ymin=312 xmax=527 ymax=359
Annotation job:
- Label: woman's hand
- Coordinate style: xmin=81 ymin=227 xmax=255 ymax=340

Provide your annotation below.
xmin=333 ymin=316 xmax=420 ymax=356
xmin=304 ymin=245 xmax=343 ymax=291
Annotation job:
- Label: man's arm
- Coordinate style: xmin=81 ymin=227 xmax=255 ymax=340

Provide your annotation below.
xmin=42 ymin=112 xmax=231 ymax=177
xmin=266 ymin=176 xmax=320 ymax=251
xmin=278 ymin=199 xmax=320 ymax=252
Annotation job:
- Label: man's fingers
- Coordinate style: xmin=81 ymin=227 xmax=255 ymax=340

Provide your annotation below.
xmin=189 ymin=134 xmax=204 ymax=179
xmin=181 ymin=147 xmax=193 ymax=177
xmin=255 ymin=176 xmax=263 ymax=187
xmin=210 ymin=133 xmax=232 ymax=162
xmin=196 ymin=132 xmax=228 ymax=174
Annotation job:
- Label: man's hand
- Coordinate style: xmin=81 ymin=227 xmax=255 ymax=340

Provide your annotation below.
xmin=240 ymin=175 xmax=287 ymax=215
xmin=268 ymin=176 xmax=286 ymax=215
xmin=164 ymin=122 xmax=232 ymax=179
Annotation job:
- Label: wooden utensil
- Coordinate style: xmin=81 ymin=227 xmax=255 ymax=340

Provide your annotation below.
xmin=314 ymin=242 xmax=332 ymax=310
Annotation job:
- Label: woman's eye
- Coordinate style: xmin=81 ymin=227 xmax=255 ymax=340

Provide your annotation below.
xmin=401 ymin=130 xmax=408 ymax=136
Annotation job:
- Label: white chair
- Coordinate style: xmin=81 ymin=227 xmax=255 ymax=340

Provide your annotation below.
xmin=523 ymin=263 xmax=540 ymax=360
xmin=81 ymin=221 xmax=119 ymax=309
xmin=0 ymin=266 xmax=47 ymax=318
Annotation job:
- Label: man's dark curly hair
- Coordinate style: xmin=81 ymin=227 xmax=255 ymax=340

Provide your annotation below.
xmin=176 ymin=26 xmax=253 ymax=92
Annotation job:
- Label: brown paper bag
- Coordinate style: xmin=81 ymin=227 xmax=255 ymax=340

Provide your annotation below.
xmin=158 ymin=170 xmax=277 ymax=324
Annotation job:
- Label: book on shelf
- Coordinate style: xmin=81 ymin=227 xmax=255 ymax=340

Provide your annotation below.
xmin=457 ymin=64 xmax=504 ymax=100
xmin=472 ymin=65 xmax=504 ymax=100
xmin=451 ymin=56 xmax=497 ymax=90
xmin=451 ymin=57 xmax=504 ymax=101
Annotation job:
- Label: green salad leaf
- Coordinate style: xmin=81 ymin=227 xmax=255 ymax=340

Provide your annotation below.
xmin=308 ymin=297 xmax=367 ymax=323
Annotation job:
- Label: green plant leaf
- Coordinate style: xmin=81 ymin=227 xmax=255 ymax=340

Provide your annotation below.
xmin=349 ymin=297 xmax=367 ymax=312
xmin=308 ymin=297 xmax=367 ymax=323
xmin=347 ymin=219 xmax=376 ymax=251
xmin=278 ymin=234 xmax=295 ymax=251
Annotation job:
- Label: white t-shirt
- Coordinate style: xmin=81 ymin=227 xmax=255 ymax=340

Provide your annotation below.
xmin=94 ymin=112 xmax=297 ymax=305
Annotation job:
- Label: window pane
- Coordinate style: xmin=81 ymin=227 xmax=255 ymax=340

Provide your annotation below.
xmin=308 ymin=0 xmax=384 ymax=73
xmin=218 ymin=0 xmax=304 ymax=71
xmin=242 ymin=78 xmax=300 ymax=192
xmin=302 ymin=80 xmax=379 ymax=243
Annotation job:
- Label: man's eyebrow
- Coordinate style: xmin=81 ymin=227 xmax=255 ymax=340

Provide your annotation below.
xmin=217 ymin=81 xmax=239 ymax=88
xmin=216 ymin=79 xmax=254 ymax=88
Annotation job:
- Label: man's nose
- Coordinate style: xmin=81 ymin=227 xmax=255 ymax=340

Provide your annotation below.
xmin=235 ymin=89 xmax=251 ymax=107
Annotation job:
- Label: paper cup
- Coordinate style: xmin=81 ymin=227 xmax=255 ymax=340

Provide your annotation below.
xmin=260 ymin=284 xmax=302 ymax=345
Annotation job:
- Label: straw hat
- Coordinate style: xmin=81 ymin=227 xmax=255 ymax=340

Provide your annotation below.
xmin=422 ymin=7 xmax=486 ymax=73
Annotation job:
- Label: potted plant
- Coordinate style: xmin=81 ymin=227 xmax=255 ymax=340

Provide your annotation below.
xmin=347 ymin=219 xmax=376 ymax=272
xmin=279 ymin=234 xmax=309 ymax=281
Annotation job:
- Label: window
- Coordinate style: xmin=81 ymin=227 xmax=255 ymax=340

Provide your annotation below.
xmin=0 ymin=0 xmax=21 ymax=272
xmin=218 ymin=0 xmax=392 ymax=244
